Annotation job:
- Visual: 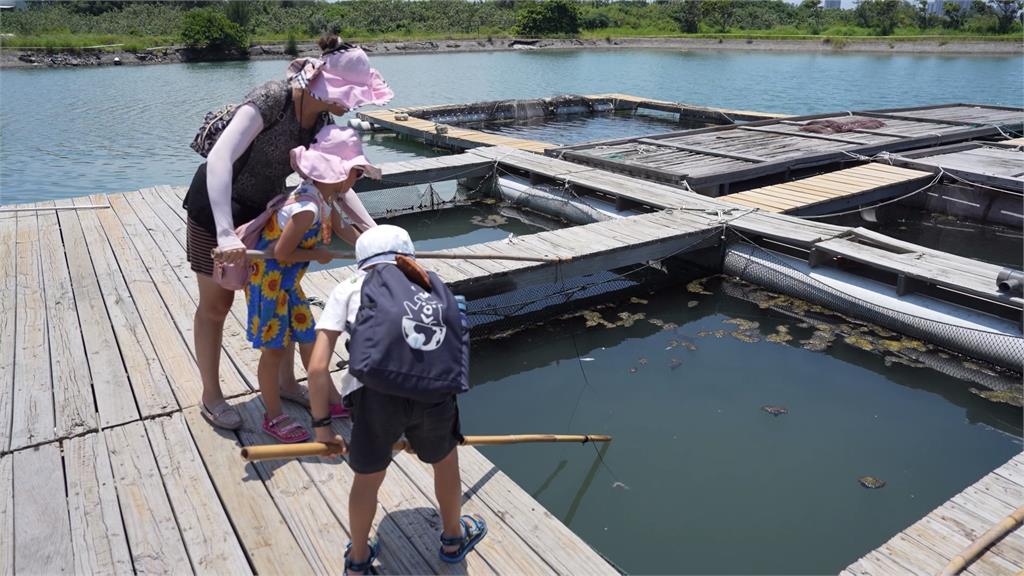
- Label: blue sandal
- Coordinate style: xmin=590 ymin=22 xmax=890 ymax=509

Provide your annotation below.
xmin=439 ymin=514 xmax=487 ymax=564
xmin=344 ymin=537 xmax=379 ymax=575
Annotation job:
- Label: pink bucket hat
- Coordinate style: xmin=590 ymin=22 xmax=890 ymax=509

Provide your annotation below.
xmin=295 ymin=46 xmax=393 ymax=110
xmin=290 ymin=125 xmax=381 ymax=184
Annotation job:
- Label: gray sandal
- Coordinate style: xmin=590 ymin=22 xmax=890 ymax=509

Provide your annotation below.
xmin=201 ymin=400 xmax=242 ymax=430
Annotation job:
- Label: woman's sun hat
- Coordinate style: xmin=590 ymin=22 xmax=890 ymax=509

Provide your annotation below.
xmin=290 ymin=124 xmax=381 ymax=185
xmin=355 ymin=225 xmax=415 ymax=270
xmin=287 ymin=46 xmax=393 ymax=110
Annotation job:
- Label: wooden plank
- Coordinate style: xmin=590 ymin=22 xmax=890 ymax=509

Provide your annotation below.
xmin=55 ymin=202 xmax=140 ymax=429
xmin=182 ymin=405 xmax=312 ymax=574
xmin=13 ymin=443 xmax=74 ymax=574
xmin=11 ymin=210 xmax=53 ymax=449
xmin=0 ymin=455 xmax=11 ymax=576
xmin=98 ymin=192 xmax=207 ymax=407
xmin=234 ymin=400 xmax=350 ymax=575
xmin=0 ymin=214 xmax=16 ymax=453
xmin=38 ymin=201 xmax=96 ymax=439
xmin=738 ymin=125 xmax=871 ymax=145
xmin=64 ymin=432 xmax=133 ymax=576
xmin=74 ymin=195 xmax=179 ymax=418
xmin=635 ymin=139 xmax=767 ymax=163
xmin=145 ymin=413 xmax=251 ymax=575
xmin=104 ymin=421 xmax=192 ymax=575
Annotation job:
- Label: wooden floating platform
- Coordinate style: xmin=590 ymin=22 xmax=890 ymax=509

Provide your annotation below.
xmin=552 ymin=103 xmax=1024 ymax=194
xmin=882 ymin=141 xmax=1024 ymax=193
xmin=843 ymin=451 xmax=1024 ymax=576
xmin=0 ymin=188 xmax=618 ymax=575
xmin=358 ymin=93 xmax=785 ymax=154
xmin=722 ymin=163 xmax=934 ymax=215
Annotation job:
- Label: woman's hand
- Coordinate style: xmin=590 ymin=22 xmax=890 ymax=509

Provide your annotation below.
xmin=315 ymin=428 xmax=347 ymax=461
xmin=216 ymin=234 xmax=248 ymax=267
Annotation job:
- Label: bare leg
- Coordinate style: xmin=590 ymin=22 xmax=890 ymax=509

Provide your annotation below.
xmin=195 ymin=273 xmax=234 ymax=407
xmin=348 ymin=470 xmax=387 ymax=574
xmin=433 ymin=448 xmax=464 ymax=553
xmin=277 ymin=343 xmax=303 ymax=395
xmin=259 ymin=347 xmax=287 ymax=419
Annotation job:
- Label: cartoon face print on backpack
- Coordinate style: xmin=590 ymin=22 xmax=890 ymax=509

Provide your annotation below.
xmin=402 ymin=289 xmax=447 ymax=351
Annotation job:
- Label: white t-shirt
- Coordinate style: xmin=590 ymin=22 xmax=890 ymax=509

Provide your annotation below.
xmin=317 ymin=271 xmax=367 ymax=398
xmin=276 ymin=182 xmax=321 ymax=229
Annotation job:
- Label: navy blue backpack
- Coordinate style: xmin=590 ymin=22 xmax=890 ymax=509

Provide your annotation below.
xmin=347 ymin=264 xmax=470 ymax=402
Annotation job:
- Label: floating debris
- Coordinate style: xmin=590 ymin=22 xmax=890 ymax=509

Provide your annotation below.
xmin=761 ymin=405 xmax=788 ymax=416
xmin=660 ymin=322 xmax=678 ymax=331
xmin=679 ymin=338 xmax=698 ymax=351
xmin=629 ymin=367 xmax=638 ymax=374
xmin=479 ymin=197 xmax=498 ymax=205
xmin=582 ymin=310 xmax=616 ymax=328
xmin=617 ymin=312 xmax=645 ymax=327
xmin=470 ymin=214 xmax=508 ymax=227
xmin=870 ymin=326 xmax=896 ymax=338
xmin=800 ymin=329 xmax=836 ymax=352
xmin=647 ymin=318 xmax=665 ymax=327
xmin=611 ymin=481 xmax=630 ymax=490
xmin=724 ymin=318 xmax=759 ymax=331
xmin=859 ymin=476 xmax=886 ymax=489
xmin=629 ymin=297 xmax=649 ymax=304
xmin=669 ymin=358 xmax=683 ymax=370
xmin=843 ymin=334 xmax=876 ymax=352
xmin=970 ymin=387 xmax=1024 ymax=407
xmin=687 ymin=300 xmax=699 ymax=308
xmin=580 ymin=357 xmax=595 ymax=362
xmin=686 ymin=278 xmax=713 ymax=295
xmin=637 ymin=357 xmax=648 ymax=366
xmin=665 ymin=339 xmax=680 ymax=350
xmin=796 ymin=322 xmax=811 ymax=329
xmin=731 ymin=331 xmax=760 ymax=343
xmin=766 ymin=325 xmax=792 ymax=344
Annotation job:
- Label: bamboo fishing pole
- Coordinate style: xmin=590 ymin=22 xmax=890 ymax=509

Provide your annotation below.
xmin=211 ymin=248 xmax=567 ymax=263
xmin=241 ymin=434 xmax=612 ymax=462
xmin=939 ymin=502 xmax=1024 ymax=576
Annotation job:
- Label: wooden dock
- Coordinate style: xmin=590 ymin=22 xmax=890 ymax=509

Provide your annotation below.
xmin=844 ymin=451 xmax=1024 ymax=576
xmin=722 ymin=163 xmax=934 ymax=215
xmin=552 ymin=103 xmax=1024 ymax=195
xmin=0 ymin=189 xmax=619 ymax=575
xmin=358 ymin=93 xmax=784 ymax=154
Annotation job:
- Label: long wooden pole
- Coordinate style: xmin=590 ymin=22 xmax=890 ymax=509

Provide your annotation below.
xmin=241 ymin=434 xmax=611 ymax=462
xmin=211 ymin=248 xmax=566 ymax=263
xmin=939 ymin=503 xmax=1024 ymax=576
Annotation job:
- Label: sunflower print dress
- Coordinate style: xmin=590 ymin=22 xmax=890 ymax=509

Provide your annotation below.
xmin=245 ymin=193 xmax=321 ymax=350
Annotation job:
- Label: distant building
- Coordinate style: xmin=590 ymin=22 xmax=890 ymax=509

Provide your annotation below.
xmin=823 ymin=0 xmax=842 ymax=9
xmin=928 ymin=0 xmax=972 ymax=15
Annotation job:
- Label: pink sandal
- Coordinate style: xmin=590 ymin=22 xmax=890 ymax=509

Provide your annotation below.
xmin=262 ymin=414 xmax=311 ymax=443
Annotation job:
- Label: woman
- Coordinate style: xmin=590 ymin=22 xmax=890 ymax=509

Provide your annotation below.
xmin=184 ymin=34 xmax=393 ymax=429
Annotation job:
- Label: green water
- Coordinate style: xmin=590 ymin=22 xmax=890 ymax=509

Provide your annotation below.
xmin=461 ymin=277 xmax=1021 ymax=574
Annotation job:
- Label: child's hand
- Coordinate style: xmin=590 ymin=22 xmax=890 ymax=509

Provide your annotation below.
xmin=316 ymin=249 xmax=333 ymax=265
xmin=315 ymin=428 xmax=347 ymax=461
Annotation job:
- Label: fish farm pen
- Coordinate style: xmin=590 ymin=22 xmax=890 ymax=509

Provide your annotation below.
xmin=2 ymin=93 xmax=1022 ymax=575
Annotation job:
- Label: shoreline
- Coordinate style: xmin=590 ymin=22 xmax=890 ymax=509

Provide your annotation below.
xmin=3 ymin=36 xmax=1021 ymax=69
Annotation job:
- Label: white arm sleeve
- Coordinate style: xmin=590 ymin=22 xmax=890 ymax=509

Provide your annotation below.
xmin=205 ymin=103 xmax=264 ymax=248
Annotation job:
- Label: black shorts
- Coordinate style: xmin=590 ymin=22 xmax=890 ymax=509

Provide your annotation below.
xmin=346 ymin=387 xmax=462 ymax=474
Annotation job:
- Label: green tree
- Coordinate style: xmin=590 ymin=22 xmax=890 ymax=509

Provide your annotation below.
xmin=944 ymin=1 xmax=964 ymax=28
xmin=854 ymin=0 xmax=901 ymax=34
xmin=516 ymin=0 xmax=581 ymax=36
xmin=179 ymin=7 xmax=248 ymax=51
xmin=224 ymin=0 xmax=252 ymax=30
xmin=670 ymin=0 xmax=701 ymax=33
xmin=702 ymin=0 xmax=738 ymax=32
xmin=915 ymin=0 xmax=930 ymax=27
xmin=989 ymin=0 xmax=1023 ymax=31
xmin=800 ymin=0 xmax=824 ymax=33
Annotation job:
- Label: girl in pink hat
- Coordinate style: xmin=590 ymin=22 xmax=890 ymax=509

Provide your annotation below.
xmin=184 ymin=33 xmax=393 ymax=431
xmin=245 ymin=124 xmax=381 ymax=443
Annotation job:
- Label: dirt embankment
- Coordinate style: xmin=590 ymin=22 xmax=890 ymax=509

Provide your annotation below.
xmin=3 ymin=36 xmax=1020 ymax=69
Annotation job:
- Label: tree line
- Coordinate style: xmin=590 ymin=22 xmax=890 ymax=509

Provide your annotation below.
xmin=1 ymin=0 xmax=1020 ymax=52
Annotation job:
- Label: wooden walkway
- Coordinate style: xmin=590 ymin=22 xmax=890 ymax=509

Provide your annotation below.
xmin=553 ymin=103 xmax=1024 ymax=194
xmin=360 ymin=108 xmax=554 ymax=154
xmin=0 ymin=188 xmax=619 ymax=575
xmin=844 ymin=451 xmax=1024 ymax=576
xmin=722 ymin=163 xmax=934 ymax=215
xmin=591 ymin=92 xmax=787 ymax=122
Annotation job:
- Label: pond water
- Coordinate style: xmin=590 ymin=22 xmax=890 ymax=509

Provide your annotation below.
xmin=461 ymin=276 xmax=1022 ymax=574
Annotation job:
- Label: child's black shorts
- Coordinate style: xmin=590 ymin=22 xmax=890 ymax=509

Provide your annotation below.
xmin=345 ymin=387 xmax=462 ymax=474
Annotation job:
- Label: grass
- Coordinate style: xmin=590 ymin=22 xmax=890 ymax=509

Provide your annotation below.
xmin=0 ymin=33 xmax=175 ymax=52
